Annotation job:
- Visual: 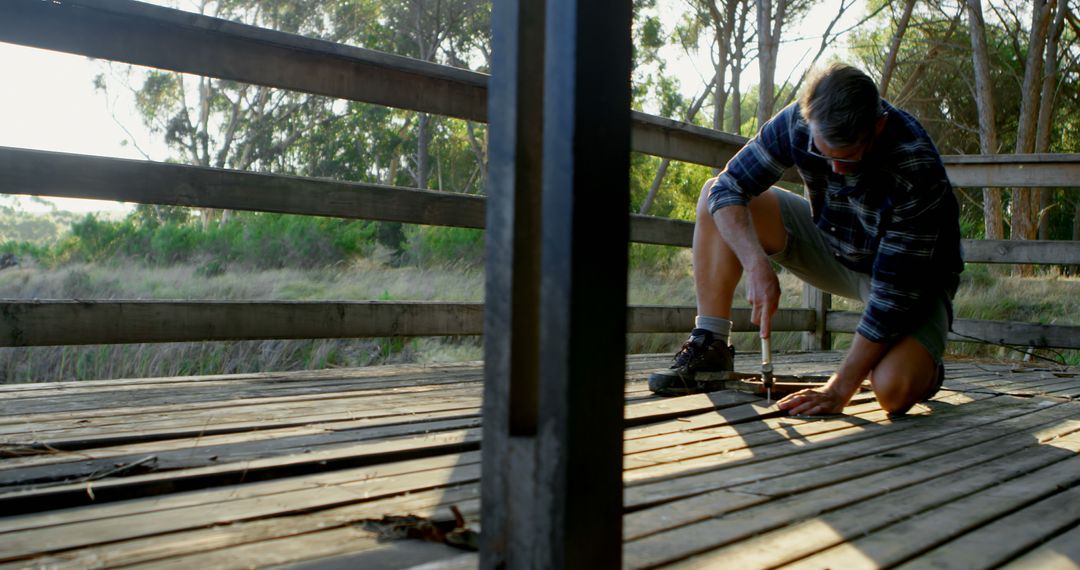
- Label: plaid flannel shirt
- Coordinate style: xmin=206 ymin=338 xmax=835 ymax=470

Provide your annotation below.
xmin=708 ymin=102 xmax=963 ymax=344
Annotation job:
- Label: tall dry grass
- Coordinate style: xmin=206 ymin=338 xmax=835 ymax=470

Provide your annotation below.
xmin=0 ymin=256 xmax=1075 ymax=383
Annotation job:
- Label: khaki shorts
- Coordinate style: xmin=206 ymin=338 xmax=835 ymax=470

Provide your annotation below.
xmin=769 ymin=187 xmax=949 ymax=363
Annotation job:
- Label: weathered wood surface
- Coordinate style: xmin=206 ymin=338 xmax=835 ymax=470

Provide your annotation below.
xmin=6 ymin=148 xmax=1080 ymax=258
xmin=0 ymin=353 xmax=1076 ymax=568
xmin=3 ymin=3 xmax=1077 ymax=187
xmin=963 ymin=238 xmax=1080 ymax=265
xmin=0 ymin=301 xmax=815 ymax=346
xmin=941 ymin=153 xmax=1080 ymax=188
xmin=827 ymin=310 xmax=1080 ymax=350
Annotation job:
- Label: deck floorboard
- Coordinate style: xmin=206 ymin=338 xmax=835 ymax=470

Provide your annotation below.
xmin=0 ymin=352 xmax=1076 ymax=569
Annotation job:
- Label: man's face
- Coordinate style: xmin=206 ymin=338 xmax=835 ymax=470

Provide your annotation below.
xmin=807 ymin=114 xmax=888 ymax=175
xmin=808 ymin=132 xmax=871 ymax=175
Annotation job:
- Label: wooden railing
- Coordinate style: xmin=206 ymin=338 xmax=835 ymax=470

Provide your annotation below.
xmin=2 ymin=0 xmax=1079 ymax=350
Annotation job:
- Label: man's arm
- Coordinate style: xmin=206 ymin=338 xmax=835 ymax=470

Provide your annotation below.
xmin=778 ymin=332 xmax=888 ymax=415
xmin=706 ymin=107 xmax=800 ymax=335
xmin=711 ymin=205 xmax=780 ymax=337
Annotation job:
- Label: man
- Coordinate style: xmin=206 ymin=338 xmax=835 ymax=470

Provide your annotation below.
xmin=648 ymin=63 xmax=963 ymax=417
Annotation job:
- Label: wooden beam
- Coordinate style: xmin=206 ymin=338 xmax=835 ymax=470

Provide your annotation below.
xmin=0 ymin=0 xmax=749 ymax=167
xmin=825 ymin=311 xmax=1080 ymax=349
xmin=481 ymin=0 xmax=544 ymax=564
xmin=630 ymin=112 xmax=801 ymax=184
xmin=12 ymin=148 xmax=1080 ymax=264
xmin=0 ymin=301 xmax=483 ymax=346
xmin=533 ymin=0 xmax=631 ymax=564
xmin=800 ymin=285 xmax=832 ymax=351
xmin=962 ymin=239 xmax=1080 ymax=265
xmin=0 ymin=302 xmax=812 ymax=347
xmin=0 ymin=146 xmax=487 ymax=229
xmin=942 ymin=154 xmax=1080 ymax=188
xmin=0 ymin=0 xmax=488 ymax=122
xmin=0 ymin=146 xmax=698 ymax=246
xmin=0 ymin=302 xmax=815 ymax=347
xmin=629 ymin=306 xmax=816 ymax=333
xmin=12 ymin=0 xmax=1078 ymax=184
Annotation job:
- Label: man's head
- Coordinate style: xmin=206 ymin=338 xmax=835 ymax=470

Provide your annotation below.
xmin=799 ymin=63 xmax=887 ymax=174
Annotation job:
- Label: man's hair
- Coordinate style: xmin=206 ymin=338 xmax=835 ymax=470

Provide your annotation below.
xmin=798 ymin=63 xmax=883 ymax=148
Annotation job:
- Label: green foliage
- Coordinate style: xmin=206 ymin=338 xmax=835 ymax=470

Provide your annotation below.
xmin=0 ymin=240 xmax=50 ymax=262
xmin=849 ymin=3 xmax=1079 ymax=241
xmin=25 ymin=212 xmax=391 ymax=270
xmin=628 ymin=243 xmax=684 ymax=272
xmin=402 ymin=226 xmax=485 ymax=267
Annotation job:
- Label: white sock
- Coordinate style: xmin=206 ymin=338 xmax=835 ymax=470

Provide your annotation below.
xmin=694 ymin=315 xmax=732 ymax=341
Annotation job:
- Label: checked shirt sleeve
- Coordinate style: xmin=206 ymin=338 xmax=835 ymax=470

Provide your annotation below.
xmin=857 ymin=178 xmax=950 ymax=344
xmin=708 ymin=106 xmax=796 ymax=214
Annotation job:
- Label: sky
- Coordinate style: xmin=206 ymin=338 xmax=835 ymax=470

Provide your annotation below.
xmin=0 ymin=0 xmax=863 ymax=216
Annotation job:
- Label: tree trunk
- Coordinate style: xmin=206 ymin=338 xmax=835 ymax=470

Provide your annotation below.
xmin=640 ymin=77 xmax=716 ymax=215
xmin=708 ymin=0 xmax=733 ymax=136
xmin=731 ymin=0 xmax=750 ymax=134
xmin=1035 ymin=0 xmax=1067 ymax=240
xmin=880 ymin=0 xmax=917 ymax=98
xmin=1074 ymin=198 xmax=1080 ymax=241
xmin=894 ymin=7 xmax=963 ymax=106
xmin=966 ymin=0 xmax=1003 ymax=240
xmin=756 ymin=0 xmax=784 ymax=128
xmin=1012 ymin=0 xmax=1055 ymax=245
xmin=417 ymin=112 xmax=431 ymax=189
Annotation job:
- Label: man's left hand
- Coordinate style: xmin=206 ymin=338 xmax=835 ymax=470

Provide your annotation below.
xmin=777 ymin=386 xmax=847 ymax=416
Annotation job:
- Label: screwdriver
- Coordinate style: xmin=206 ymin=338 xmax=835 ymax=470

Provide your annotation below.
xmin=761 ymin=336 xmax=774 ymax=402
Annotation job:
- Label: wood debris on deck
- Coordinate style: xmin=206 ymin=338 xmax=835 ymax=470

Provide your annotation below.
xmin=0 ymin=352 xmax=1077 ymax=569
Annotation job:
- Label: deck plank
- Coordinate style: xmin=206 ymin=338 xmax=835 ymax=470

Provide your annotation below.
xmin=621 ymin=404 xmax=1080 ymax=567
xmin=0 ymin=353 xmax=1077 ymax=568
xmin=1000 ymin=523 xmax=1080 ymax=569
xmin=893 ymin=482 xmax=1080 ymax=570
xmin=664 ymin=431 xmax=1080 ymax=569
xmin=781 ymin=452 xmax=1080 ymax=570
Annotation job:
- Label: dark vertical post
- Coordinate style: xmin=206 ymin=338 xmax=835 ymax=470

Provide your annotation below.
xmin=481 ymin=0 xmax=545 ymax=566
xmin=802 ymin=284 xmax=832 ymax=351
xmin=482 ymin=0 xmax=631 ymax=566
xmin=534 ymin=0 xmax=632 ymax=567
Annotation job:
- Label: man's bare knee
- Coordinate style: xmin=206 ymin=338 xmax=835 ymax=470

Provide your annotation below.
xmin=871 ymin=368 xmax=925 ymax=416
xmin=697 ymin=178 xmax=719 ymax=216
xmin=871 ymin=337 xmax=936 ymax=416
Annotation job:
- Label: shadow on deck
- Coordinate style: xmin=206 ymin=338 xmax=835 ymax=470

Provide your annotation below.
xmin=1 ymin=352 xmax=1077 ymax=569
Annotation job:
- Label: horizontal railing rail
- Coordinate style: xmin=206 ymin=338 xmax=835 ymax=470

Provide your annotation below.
xmin=0 ymin=146 xmax=690 ymax=247
xmin=5 ymin=146 xmax=1079 ymax=262
xmin=0 ymin=302 xmax=815 ymax=347
xmin=2 ymin=0 xmax=1077 ymax=186
xmin=1 ymin=0 xmax=1077 ymax=352
xmin=825 ymin=311 xmax=1080 ymax=350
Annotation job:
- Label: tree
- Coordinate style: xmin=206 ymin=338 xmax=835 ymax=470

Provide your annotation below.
xmin=379 ymin=0 xmax=489 ymax=190
xmin=1035 ymin=0 xmax=1068 ymax=239
xmin=881 ymin=0 xmax=918 ymax=98
xmin=966 ymin=0 xmax=1004 ymax=240
xmin=98 ymin=0 xmax=374 ymax=227
xmin=1011 ymin=0 xmax=1056 ymax=244
xmin=756 ymin=0 xmax=785 ymax=126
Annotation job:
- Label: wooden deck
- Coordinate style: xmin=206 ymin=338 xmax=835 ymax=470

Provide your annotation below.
xmin=1 ymin=351 xmax=1077 ymax=569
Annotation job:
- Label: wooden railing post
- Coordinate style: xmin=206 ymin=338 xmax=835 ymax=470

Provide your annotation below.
xmin=802 ymin=283 xmax=832 ymax=351
xmin=482 ymin=0 xmax=631 ymax=566
xmin=481 ymin=0 xmax=544 ymax=565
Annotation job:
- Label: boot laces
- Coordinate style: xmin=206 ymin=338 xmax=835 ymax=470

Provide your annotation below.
xmin=673 ymin=331 xmax=712 ymax=367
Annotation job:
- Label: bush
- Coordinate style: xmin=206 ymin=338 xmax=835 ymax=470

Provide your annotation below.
xmin=629 ymin=243 xmax=684 ymax=272
xmin=20 ymin=212 xmax=391 ymax=270
xmin=402 ymin=226 xmax=484 ymax=267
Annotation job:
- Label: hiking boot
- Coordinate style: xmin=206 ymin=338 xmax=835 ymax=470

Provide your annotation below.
xmin=648 ymin=328 xmax=735 ymax=397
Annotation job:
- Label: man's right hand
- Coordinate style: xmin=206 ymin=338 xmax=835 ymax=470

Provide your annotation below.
xmin=746 ymin=259 xmax=780 ymax=338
